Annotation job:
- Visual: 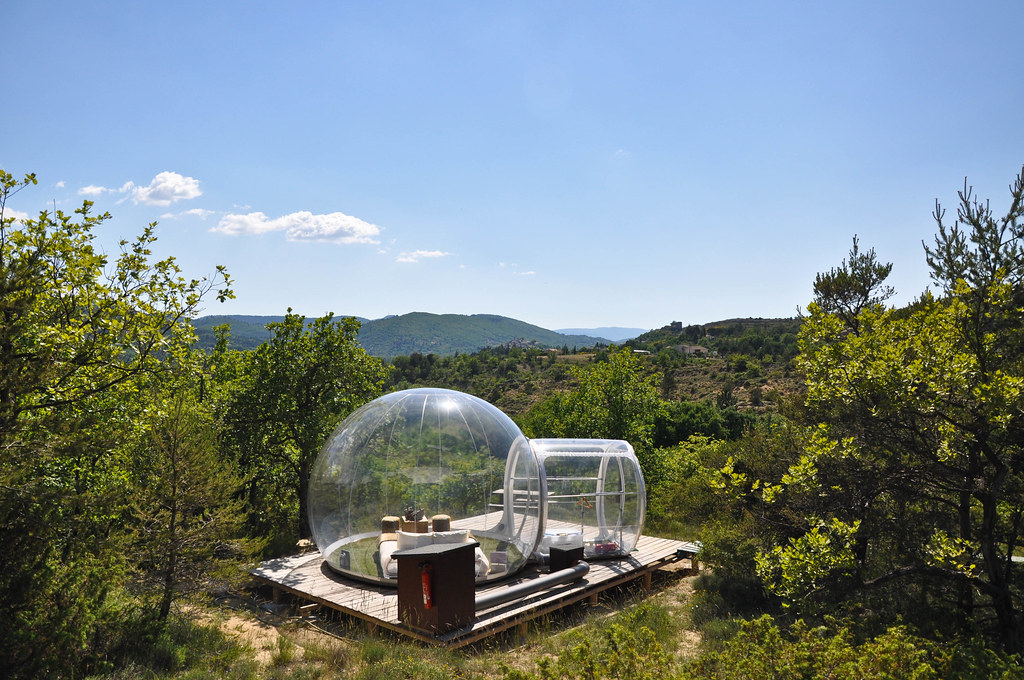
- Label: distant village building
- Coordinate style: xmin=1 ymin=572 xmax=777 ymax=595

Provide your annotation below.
xmin=675 ymin=344 xmax=710 ymax=356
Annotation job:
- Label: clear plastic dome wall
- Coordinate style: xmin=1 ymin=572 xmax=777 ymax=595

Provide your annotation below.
xmin=308 ymin=388 xmax=543 ymax=584
xmin=530 ymin=439 xmax=646 ymax=559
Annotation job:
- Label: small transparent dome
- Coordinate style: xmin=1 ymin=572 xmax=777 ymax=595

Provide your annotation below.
xmin=308 ymin=388 xmax=542 ymax=584
xmin=529 ymin=439 xmax=646 ymax=560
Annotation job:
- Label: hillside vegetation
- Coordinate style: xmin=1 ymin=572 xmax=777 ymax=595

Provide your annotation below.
xmin=386 ymin=319 xmax=803 ymax=420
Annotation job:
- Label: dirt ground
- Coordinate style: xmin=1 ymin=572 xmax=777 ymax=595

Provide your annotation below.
xmin=221 ymin=611 xmax=284 ymax=666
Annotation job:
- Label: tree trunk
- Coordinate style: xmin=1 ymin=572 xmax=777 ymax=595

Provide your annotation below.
xmin=298 ymin=461 xmax=311 ymax=539
xmin=159 ymin=516 xmax=177 ymax=622
xmin=978 ymin=464 xmax=1020 ymax=654
xmin=956 ymin=485 xmax=974 ymax=630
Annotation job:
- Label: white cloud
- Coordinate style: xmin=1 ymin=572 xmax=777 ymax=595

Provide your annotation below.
xmin=79 ymin=184 xmax=109 ymax=196
xmin=132 ymin=172 xmax=201 ymax=206
xmin=3 ymin=208 xmax=30 ymax=222
xmin=56 ymin=181 xmax=65 ymax=188
xmin=214 ymin=210 xmax=381 ymax=244
xmin=77 ymin=172 xmax=201 ymax=206
xmin=396 ymin=250 xmax=450 ymax=263
xmin=158 ymin=208 xmax=215 ymax=220
xmin=499 ymin=261 xmax=535 ymax=275
xmin=215 ymin=212 xmax=278 ymax=235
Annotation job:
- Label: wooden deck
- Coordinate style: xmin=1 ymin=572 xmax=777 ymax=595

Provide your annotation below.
xmin=251 ymin=534 xmax=699 ymax=647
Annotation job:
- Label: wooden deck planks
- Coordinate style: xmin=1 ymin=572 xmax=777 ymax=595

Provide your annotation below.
xmin=251 ymin=534 xmax=698 ymax=646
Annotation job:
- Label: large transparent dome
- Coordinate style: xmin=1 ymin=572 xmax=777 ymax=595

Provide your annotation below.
xmin=308 ymin=388 xmax=543 ymax=584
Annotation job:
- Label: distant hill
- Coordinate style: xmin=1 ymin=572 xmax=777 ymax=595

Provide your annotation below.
xmin=192 ymin=315 xmax=286 ymax=350
xmin=192 ymin=312 xmax=609 ymax=357
xmin=556 ymin=326 xmax=647 ymax=342
xmin=357 ymin=313 xmax=608 ymax=357
xmin=629 ymin=317 xmax=802 ymax=361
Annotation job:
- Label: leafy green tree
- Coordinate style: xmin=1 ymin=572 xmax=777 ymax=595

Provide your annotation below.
xmin=222 ymin=311 xmax=388 ymax=540
xmin=755 ymin=167 xmax=1024 ymax=653
xmin=0 ymin=170 xmax=231 ymax=677
xmin=524 ymin=347 xmax=665 ymax=489
xmin=555 ymin=347 xmax=662 ymax=450
xmin=653 ymin=399 xmax=756 ymax=447
xmin=130 ymin=386 xmax=252 ymax=623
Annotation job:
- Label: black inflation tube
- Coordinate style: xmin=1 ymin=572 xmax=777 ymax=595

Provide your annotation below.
xmin=475 ymin=561 xmax=590 ymax=611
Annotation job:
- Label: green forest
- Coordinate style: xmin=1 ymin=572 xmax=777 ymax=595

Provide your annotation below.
xmin=3 ymin=165 xmax=1024 ymax=678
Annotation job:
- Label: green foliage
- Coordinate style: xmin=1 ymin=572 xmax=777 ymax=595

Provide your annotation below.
xmin=220 ymin=310 xmax=388 ymax=541
xmin=388 ymin=345 xmax=573 ymax=417
xmin=630 ymin=317 xmax=801 ymax=364
xmin=689 ymin=569 xmax=770 ymax=633
xmin=106 ymin=610 xmax=257 ymax=679
xmin=504 ymin=603 xmax=677 ymax=680
xmin=755 ymin=518 xmax=861 ymax=606
xmin=352 ymin=638 xmax=470 ymax=680
xmin=0 ymin=169 xmax=232 ymax=678
xmin=679 ymin=420 xmax=812 ymax=630
xmin=744 ymin=166 xmax=1024 ymax=653
xmin=553 ymin=347 xmax=662 ymax=453
xmin=653 ymin=399 xmax=756 ymax=446
xmin=128 ymin=385 xmax=256 ymax=622
xmin=811 ymin=235 xmax=895 ymax=331
xmin=684 ymin=615 xmax=1024 ymax=680
xmin=642 ymin=435 xmax=722 ymax=532
xmin=522 ymin=347 xmax=667 ymax=489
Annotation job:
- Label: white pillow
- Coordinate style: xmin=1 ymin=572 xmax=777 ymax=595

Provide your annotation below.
xmin=475 ymin=548 xmax=490 ymax=577
xmin=396 ymin=530 xmax=433 ymax=550
xmin=378 ymin=540 xmax=399 ymax=578
xmin=432 ymin=529 xmax=470 ymax=545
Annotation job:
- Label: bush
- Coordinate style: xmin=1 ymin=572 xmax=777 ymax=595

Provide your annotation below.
xmin=682 ymin=615 xmax=1024 ymax=680
xmin=689 ymin=570 xmax=771 ymax=632
xmin=504 ymin=602 xmax=678 ymax=680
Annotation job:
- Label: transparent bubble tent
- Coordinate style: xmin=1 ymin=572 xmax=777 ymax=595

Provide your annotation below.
xmin=308 ymin=388 xmax=647 ymax=585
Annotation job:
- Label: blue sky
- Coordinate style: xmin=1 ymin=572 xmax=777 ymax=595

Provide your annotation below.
xmin=4 ymin=2 xmax=1023 ymax=331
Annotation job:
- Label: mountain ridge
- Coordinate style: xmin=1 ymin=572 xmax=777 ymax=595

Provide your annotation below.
xmin=556 ymin=326 xmax=647 ymax=342
xmin=191 ymin=312 xmax=610 ymax=357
